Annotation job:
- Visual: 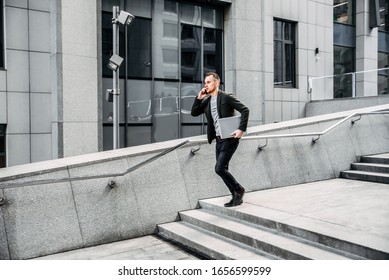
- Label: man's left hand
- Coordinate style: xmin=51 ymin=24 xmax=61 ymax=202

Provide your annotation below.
xmin=231 ymin=129 xmax=244 ymax=139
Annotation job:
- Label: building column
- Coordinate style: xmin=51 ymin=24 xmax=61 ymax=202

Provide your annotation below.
xmin=355 ymin=0 xmax=378 ymax=97
xmin=224 ymin=0 xmax=264 ymax=127
xmin=51 ymin=0 xmax=100 ymax=158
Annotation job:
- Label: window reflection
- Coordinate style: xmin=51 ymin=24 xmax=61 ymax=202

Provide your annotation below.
xmin=127 ymin=80 xmax=152 ymax=123
xmin=334 ymin=46 xmax=354 ymax=98
xmin=379 ymin=0 xmax=389 ymax=32
xmin=181 ymin=25 xmax=202 ymax=82
xmin=203 ymin=28 xmax=223 ymax=78
xmin=127 ymin=18 xmax=152 ymax=78
xmin=333 ymin=0 xmax=354 ymax=25
xmin=102 ymin=0 xmax=224 ymax=149
xmin=153 ymin=81 xmax=179 ymax=141
xmin=153 ymin=0 xmax=179 ymax=79
xmin=180 ymin=4 xmax=201 ymax=26
xmin=378 ymin=52 xmax=389 ymax=95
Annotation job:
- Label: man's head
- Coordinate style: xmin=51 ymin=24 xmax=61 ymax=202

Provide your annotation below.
xmin=204 ymin=72 xmax=220 ymax=94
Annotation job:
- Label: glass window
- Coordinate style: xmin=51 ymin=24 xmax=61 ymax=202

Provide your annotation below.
xmin=379 ymin=0 xmax=389 ymax=32
xmin=0 ymin=0 xmax=4 ymax=68
xmin=127 ymin=18 xmax=152 ymax=78
xmin=202 ymin=6 xmax=223 ymax=29
xmin=203 ymin=28 xmax=223 ymax=79
xmin=378 ymin=52 xmax=389 ymax=95
xmin=0 ymin=124 xmax=6 ymax=168
xmin=180 ymin=4 xmax=201 ymax=26
xmin=333 ymin=45 xmax=355 ymax=98
xmin=181 ymin=24 xmax=202 ymax=82
xmin=127 ymin=79 xmax=152 ymax=123
xmin=180 ymin=83 xmax=202 ymax=123
xmin=273 ymin=20 xmax=296 ymax=87
xmin=102 ymin=11 xmax=126 ymax=78
xmin=102 ymin=13 xmax=151 ymax=79
xmin=153 ymin=0 xmax=179 ymax=79
xmin=153 ymin=81 xmax=179 ymax=141
xmin=333 ymin=0 xmax=355 ymax=25
xmin=101 ymin=0 xmax=224 ymax=149
xmin=126 ymin=79 xmax=152 ymax=146
xmin=126 ymin=0 xmax=152 ymax=18
xmin=102 ymin=0 xmax=122 ymax=12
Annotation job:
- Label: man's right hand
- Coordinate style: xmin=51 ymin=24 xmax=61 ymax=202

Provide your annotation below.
xmin=197 ymin=88 xmax=208 ymax=100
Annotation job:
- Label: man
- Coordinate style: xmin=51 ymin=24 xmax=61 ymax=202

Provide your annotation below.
xmin=191 ymin=72 xmax=249 ymax=207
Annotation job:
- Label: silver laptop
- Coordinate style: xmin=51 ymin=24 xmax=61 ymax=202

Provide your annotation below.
xmin=219 ymin=115 xmax=241 ymax=139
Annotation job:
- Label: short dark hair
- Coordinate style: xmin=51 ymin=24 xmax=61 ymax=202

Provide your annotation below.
xmin=205 ymin=72 xmax=220 ymax=82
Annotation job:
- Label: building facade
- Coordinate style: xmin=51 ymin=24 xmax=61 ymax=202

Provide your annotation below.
xmin=0 ymin=0 xmax=388 ymax=167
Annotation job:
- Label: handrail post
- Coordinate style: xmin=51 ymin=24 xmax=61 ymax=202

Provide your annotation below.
xmin=307 ymin=75 xmax=312 ymax=102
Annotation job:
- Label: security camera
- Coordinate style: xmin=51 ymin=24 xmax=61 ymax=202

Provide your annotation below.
xmin=117 ymin=10 xmax=135 ymax=25
xmin=107 ymin=54 xmax=124 ymax=71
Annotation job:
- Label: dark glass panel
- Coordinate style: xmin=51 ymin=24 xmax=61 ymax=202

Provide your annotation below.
xmin=181 ymin=24 xmax=202 ymax=82
xmin=203 ymin=28 xmax=223 ymax=80
xmin=333 ymin=45 xmax=354 ymax=98
xmin=180 ymin=83 xmax=202 ymax=123
xmin=153 ymin=81 xmax=179 ymax=141
xmin=274 ymin=20 xmax=282 ymax=40
xmin=127 ymin=125 xmax=152 ymax=146
xmin=379 ymin=0 xmax=389 ymax=32
xmin=333 ymin=0 xmax=354 ymax=25
xmin=127 ymin=18 xmax=152 ymax=78
xmin=285 ymin=44 xmax=293 ymax=85
xmin=273 ymin=41 xmax=283 ymax=85
xmin=378 ymin=52 xmax=389 ymax=95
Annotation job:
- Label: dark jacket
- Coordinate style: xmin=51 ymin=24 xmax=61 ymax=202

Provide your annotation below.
xmin=191 ymin=90 xmax=250 ymax=144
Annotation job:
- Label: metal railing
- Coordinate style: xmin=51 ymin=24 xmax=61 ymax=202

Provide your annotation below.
xmin=308 ymin=67 xmax=389 ymax=101
xmin=0 ymin=140 xmax=190 ymax=190
xmin=188 ymin=110 xmax=389 ymax=153
xmin=0 ymin=110 xmax=388 ymax=193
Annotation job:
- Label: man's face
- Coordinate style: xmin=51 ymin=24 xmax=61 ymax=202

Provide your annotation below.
xmin=204 ymin=75 xmax=219 ymax=93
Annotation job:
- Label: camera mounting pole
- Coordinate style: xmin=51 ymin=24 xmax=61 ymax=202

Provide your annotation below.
xmin=112 ymin=6 xmax=120 ymax=149
xmin=109 ymin=7 xmax=134 ymax=149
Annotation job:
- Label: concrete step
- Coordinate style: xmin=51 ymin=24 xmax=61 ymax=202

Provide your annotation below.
xmin=199 ymin=198 xmax=388 ymax=259
xmin=158 ymin=222 xmax=278 ymax=260
xmin=361 ymin=153 xmax=389 ymax=164
xmin=351 ymin=162 xmax=389 ymax=173
xmin=340 ymin=170 xmax=389 ymax=184
xmin=179 ymin=209 xmax=361 ymax=260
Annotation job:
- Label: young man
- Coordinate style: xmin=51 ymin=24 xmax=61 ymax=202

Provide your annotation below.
xmin=191 ymin=72 xmax=249 ymax=207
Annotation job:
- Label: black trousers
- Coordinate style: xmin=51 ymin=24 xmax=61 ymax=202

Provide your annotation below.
xmin=215 ymin=137 xmax=242 ymax=195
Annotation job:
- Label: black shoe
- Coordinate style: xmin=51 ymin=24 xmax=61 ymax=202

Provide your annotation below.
xmin=233 ymin=187 xmax=245 ymax=206
xmin=224 ymin=198 xmax=234 ymax=207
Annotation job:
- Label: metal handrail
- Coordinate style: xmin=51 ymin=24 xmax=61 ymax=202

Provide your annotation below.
xmin=188 ymin=110 xmax=389 ymax=153
xmin=0 ymin=140 xmax=190 ymax=190
xmin=307 ymin=67 xmax=389 ymax=99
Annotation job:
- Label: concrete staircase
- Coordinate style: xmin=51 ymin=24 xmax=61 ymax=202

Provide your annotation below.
xmin=341 ymin=153 xmax=389 ymax=184
xmin=158 ymin=196 xmax=383 ymax=260
xmin=158 ymin=154 xmax=389 ymax=260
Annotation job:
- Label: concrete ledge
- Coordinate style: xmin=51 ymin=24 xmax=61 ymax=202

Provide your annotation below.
xmin=0 ymin=104 xmax=389 ymax=259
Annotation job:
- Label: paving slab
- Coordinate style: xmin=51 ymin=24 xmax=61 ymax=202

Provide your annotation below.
xmin=33 ymin=235 xmax=199 ymax=260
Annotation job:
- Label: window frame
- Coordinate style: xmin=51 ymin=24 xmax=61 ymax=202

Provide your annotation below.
xmin=273 ymin=19 xmax=296 ymax=88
